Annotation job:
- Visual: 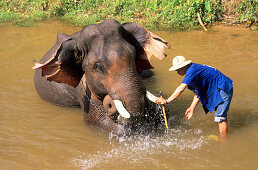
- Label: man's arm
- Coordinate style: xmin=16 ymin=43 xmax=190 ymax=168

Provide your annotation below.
xmin=166 ymin=83 xmax=188 ymax=103
xmin=185 ymin=94 xmax=200 ymax=120
xmin=156 ymin=83 xmax=187 ymax=104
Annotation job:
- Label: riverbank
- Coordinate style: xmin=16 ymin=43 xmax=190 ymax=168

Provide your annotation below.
xmin=0 ymin=0 xmax=257 ymax=30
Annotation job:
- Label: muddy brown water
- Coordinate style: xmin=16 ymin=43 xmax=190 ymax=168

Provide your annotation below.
xmin=0 ymin=21 xmax=257 ymax=169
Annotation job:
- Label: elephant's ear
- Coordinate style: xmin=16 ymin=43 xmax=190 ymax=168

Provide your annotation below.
xmin=33 ymin=34 xmax=84 ymax=87
xmin=123 ymin=22 xmax=170 ymax=72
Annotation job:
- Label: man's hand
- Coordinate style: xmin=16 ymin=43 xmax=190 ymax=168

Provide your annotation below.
xmin=185 ymin=95 xmax=199 ymax=120
xmin=155 ymin=97 xmax=166 ymax=104
xmin=185 ymin=107 xmax=194 ymax=120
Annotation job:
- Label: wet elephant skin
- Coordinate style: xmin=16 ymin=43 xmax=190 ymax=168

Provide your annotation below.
xmin=33 ymin=19 xmax=170 ymax=136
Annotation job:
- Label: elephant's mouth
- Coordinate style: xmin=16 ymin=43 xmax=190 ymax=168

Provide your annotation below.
xmin=103 ymin=95 xmax=130 ymax=125
xmin=103 ymin=91 xmax=158 ymax=125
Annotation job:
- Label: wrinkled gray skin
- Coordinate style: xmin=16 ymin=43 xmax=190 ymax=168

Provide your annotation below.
xmin=33 ymin=19 xmax=170 ymax=136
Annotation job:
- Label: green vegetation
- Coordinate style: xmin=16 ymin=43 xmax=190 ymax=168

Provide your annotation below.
xmin=0 ymin=0 xmax=257 ymax=29
xmin=237 ymin=0 xmax=257 ymax=24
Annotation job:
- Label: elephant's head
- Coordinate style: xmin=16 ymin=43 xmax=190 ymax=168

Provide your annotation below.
xmin=33 ymin=19 xmax=170 ymax=136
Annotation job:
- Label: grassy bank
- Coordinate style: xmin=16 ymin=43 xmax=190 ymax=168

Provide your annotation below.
xmin=0 ymin=0 xmax=257 ymax=30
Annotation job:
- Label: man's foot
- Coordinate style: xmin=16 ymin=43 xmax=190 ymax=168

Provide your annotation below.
xmin=207 ymin=134 xmax=218 ymax=142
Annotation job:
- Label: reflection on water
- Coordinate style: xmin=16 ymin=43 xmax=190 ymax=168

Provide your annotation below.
xmin=0 ymin=21 xmax=257 ymax=169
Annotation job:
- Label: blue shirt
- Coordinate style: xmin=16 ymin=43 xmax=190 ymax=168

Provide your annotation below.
xmin=182 ymin=63 xmax=233 ymax=113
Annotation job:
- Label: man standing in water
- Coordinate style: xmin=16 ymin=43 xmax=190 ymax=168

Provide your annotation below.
xmin=155 ymin=56 xmax=233 ymax=137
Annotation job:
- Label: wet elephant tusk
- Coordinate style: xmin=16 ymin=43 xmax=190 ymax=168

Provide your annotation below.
xmin=113 ymin=100 xmax=131 ymax=119
xmin=146 ymin=91 xmax=158 ymax=103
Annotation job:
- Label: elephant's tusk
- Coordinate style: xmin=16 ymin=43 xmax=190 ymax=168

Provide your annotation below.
xmin=146 ymin=91 xmax=158 ymax=103
xmin=113 ymin=100 xmax=131 ymax=119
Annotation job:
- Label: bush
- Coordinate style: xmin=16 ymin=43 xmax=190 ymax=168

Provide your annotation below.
xmin=237 ymin=0 xmax=257 ymax=24
xmin=0 ymin=0 xmax=256 ymax=29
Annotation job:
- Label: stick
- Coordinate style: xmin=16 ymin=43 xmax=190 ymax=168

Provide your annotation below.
xmin=197 ymin=12 xmax=208 ymax=31
xmin=160 ymin=91 xmax=168 ymax=129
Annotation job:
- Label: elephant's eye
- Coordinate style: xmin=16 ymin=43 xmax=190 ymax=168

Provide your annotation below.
xmin=93 ymin=62 xmax=106 ymax=73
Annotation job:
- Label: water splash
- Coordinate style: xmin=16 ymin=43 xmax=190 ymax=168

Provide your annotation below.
xmin=73 ymin=128 xmax=207 ymax=169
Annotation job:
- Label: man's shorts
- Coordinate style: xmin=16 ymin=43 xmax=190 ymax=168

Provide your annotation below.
xmin=214 ymin=88 xmax=233 ymax=123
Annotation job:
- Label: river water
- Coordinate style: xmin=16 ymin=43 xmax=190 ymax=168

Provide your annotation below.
xmin=0 ymin=21 xmax=257 ymax=169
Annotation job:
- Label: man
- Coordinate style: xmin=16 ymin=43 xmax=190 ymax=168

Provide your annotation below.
xmin=156 ymin=56 xmax=233 ymax=137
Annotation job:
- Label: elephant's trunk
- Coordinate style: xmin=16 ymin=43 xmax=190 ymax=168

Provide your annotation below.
xmin=107 ymin=72 xmax=146 ymax=124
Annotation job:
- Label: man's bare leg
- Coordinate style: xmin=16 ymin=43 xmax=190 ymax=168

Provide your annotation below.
xmin=218 ymin=120 xmax=228 ymax=142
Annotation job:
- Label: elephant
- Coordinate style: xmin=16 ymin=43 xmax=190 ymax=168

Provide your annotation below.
xmin=33 ymin=19 xmax=170 ymax=136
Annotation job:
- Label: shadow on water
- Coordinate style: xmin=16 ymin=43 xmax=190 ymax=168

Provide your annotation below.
xmin=229 ymin=108 xmax=257 ymax=132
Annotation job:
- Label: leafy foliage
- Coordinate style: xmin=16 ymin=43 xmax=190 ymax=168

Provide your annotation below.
xmin=237 ymin=0 xmax=257 ymax=24
xmin=0 ymin=0 xmax=256 ymax=29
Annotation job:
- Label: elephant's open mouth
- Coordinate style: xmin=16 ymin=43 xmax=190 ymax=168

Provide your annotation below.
xmin=102 ymin=91 xmax=158 ymax=126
